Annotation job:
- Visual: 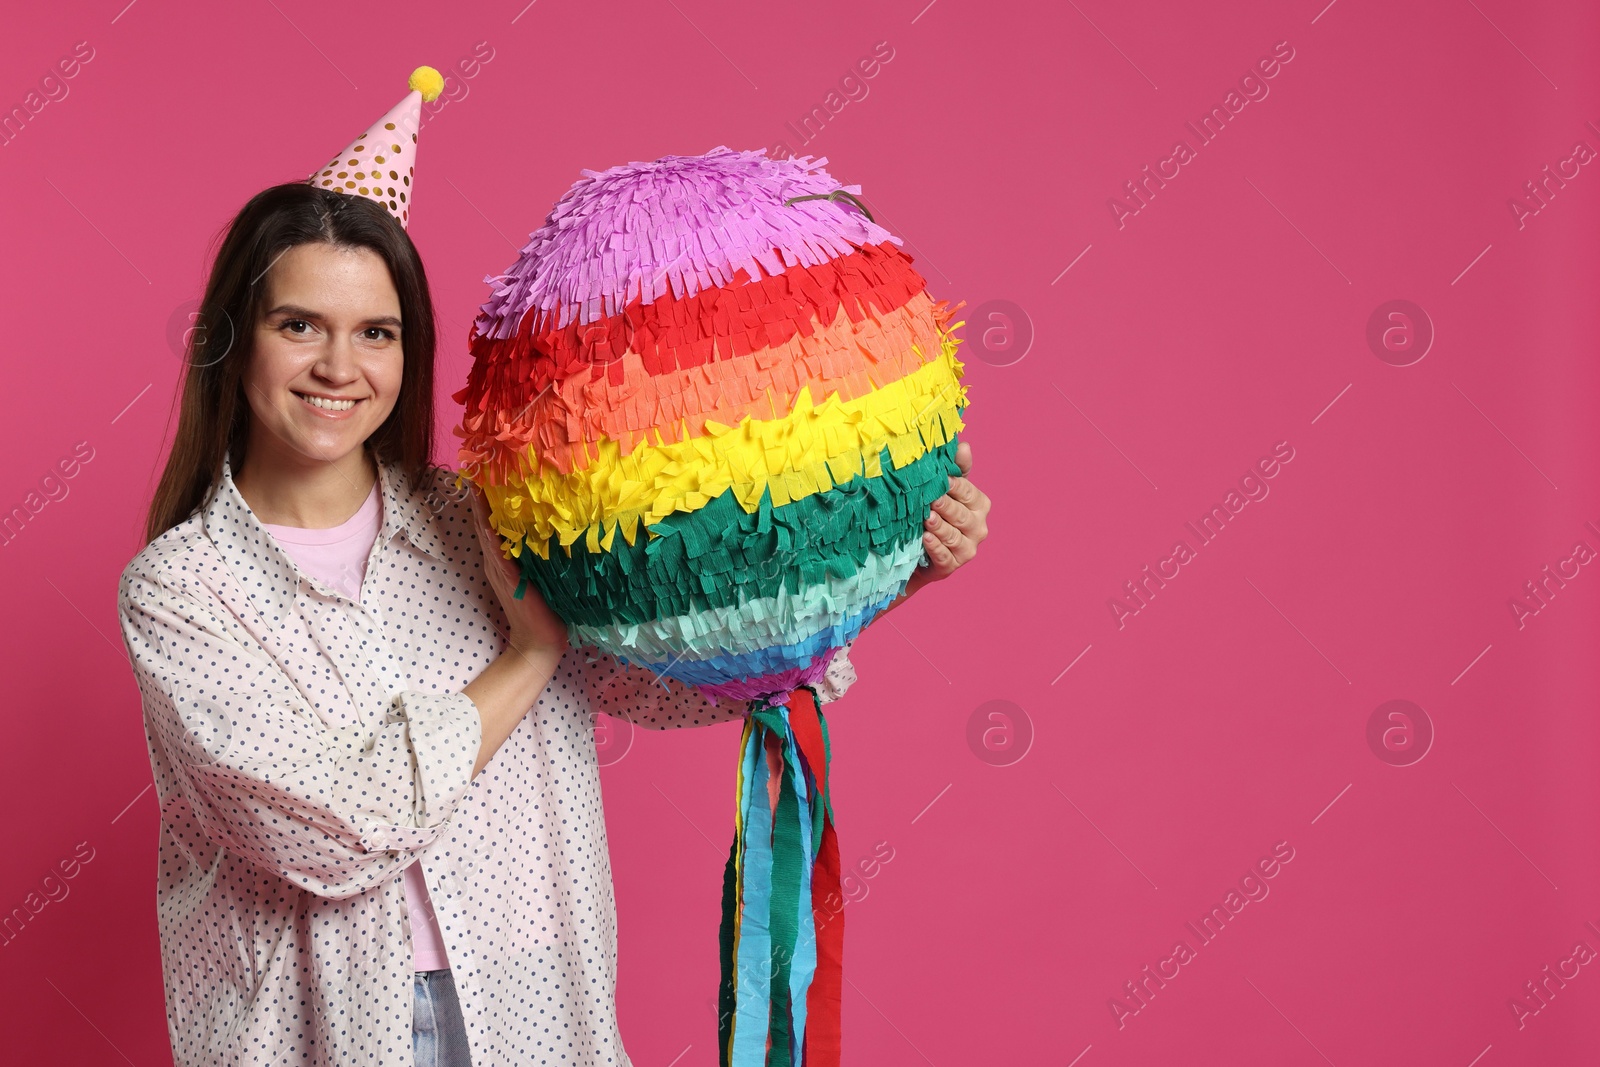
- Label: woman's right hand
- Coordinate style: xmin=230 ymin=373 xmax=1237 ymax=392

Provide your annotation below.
xmin=468 ymin=485 xmax=570 ymax=657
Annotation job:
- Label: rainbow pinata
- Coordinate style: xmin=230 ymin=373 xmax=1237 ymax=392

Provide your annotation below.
xmin=453 ymin=145 xmax=969 ymax=1066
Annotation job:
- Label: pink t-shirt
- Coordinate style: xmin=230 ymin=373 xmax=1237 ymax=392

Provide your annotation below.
xmin=260 ymin=478 xmax=451 ymax=972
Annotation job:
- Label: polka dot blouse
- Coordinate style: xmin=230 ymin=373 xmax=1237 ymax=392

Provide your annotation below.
xmin=116 ymin=452 xmax=858 ymax=1066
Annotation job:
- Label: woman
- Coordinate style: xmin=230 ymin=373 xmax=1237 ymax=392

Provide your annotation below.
xmin=117 ymin=180 xmax=989 ymax=1066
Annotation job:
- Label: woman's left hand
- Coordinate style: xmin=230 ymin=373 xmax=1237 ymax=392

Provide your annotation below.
xmin=891 ymin=440 xmax=990 ymax=609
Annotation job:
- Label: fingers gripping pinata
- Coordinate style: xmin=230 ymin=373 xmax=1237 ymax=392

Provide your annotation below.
xmin=453 ymin=146 xmax=969 ymax=1066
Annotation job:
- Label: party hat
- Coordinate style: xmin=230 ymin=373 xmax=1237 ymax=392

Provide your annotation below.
xmin=309 ymin=66 xmax=443 ymax=229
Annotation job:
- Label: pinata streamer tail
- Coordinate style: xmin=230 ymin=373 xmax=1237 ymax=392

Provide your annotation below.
xmin=718 ymin=686 xmax=842 ymax=1067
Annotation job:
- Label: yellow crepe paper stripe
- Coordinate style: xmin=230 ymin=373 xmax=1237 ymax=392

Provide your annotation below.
xmin=486 ymin=330 xmax=967 ymax=559
xmin=461 ymin=291 xmax=951 ymax=486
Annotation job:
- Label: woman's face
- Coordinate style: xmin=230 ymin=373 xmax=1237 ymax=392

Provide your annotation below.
xmin=242 ymin=241 xmax=405 ymax=471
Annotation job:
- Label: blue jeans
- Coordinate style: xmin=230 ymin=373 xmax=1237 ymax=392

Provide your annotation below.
xmin=413 ymin=969 xmax=472 ymax=1067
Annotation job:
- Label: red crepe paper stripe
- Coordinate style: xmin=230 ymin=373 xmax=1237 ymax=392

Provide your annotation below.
xmin=789 ymin=691 xmax=841 ymax=1067
xmin=806 ymin=816 xmax=843 ymax=1067
xmin=453 ymin=243 xmax=929 ymax=474
xmin=466 ymin=241 xmax=922 ymax=390
xmin=457 ymin=292 xmax=956 ymax=485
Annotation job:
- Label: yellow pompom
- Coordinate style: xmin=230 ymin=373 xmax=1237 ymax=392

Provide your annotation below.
xmin=408 ymin=66 xmax=444 ymax=103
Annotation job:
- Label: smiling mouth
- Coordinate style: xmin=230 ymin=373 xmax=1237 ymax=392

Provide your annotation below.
xmin=294 ymin=391 xmax=364 ymax=412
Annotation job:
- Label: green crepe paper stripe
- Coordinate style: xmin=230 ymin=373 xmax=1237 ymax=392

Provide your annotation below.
xmin=518 ymin=437 xmax=962 ymax=629
xmin=760 ymin=704 xmax=803 ymax=1067
xmin=523 ymin=437 xmax=958 ymax=625
xmin=717 ymin=831 xmax=739 ymax=1063
xmin=718 ymin=716 xmax=759 ymax=1066
xmin=568 ymin=534 xmax=923 ymax=662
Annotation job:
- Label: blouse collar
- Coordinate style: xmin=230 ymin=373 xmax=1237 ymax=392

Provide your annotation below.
xmin=203 ymin=449 xmax=452 ymax=626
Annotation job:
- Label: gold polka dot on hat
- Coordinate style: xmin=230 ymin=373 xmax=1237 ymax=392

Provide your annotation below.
xmin=307 ymin=66 xmax=442 ymax=230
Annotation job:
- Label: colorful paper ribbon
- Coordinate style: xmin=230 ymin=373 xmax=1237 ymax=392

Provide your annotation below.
xmin=719 ymin=686 xmax=840 ymax=1067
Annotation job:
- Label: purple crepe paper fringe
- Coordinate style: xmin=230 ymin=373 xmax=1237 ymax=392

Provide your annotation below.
xmin=473 ymin=146 xmax=901 ymax=340
xmin=694 ymin=652 xmax=837 ymax=704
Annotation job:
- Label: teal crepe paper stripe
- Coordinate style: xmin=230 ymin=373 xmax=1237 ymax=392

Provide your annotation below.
xmin=520 ymin=437 xmax=962 ymax=628
xmin=733 ymin=724 xmax=776 ymax=1065
xmin=569 ymin=533 xmax=925 ymax=663
xmin=760 ymin=705 xmax=802 ymax=1067
xmin=807 ymin=709 xmax=827 ymax=861
xmin=614 ymin=584 xmax=899 ymax=685
xmin=783 ymin=717 xmax=817 ymax=1063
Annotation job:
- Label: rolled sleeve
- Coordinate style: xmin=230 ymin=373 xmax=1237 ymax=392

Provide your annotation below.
xmin=574 ymin=644 xmax=749 ymax=730
xmin=350 ymin=690 xmax=482 ymax=853
xmin=118 ymin=568 xmax=484 ymax=898
xmin=812 ymin=638 xmax=858 ymax=705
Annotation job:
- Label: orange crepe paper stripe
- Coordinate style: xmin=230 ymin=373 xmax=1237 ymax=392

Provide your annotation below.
xmin=460 ymin=241 xmax=924 ymax=400
xmin=457 ymin=291 xmax=956 ymax=486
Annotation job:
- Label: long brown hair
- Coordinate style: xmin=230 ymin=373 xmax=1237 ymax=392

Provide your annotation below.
xmin=142 ymin=182 xmax=438 ymax=545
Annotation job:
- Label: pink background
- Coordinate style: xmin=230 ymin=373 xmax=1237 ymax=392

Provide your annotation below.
xmin=3 ymin=0 xmax=1598 ymax=1063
